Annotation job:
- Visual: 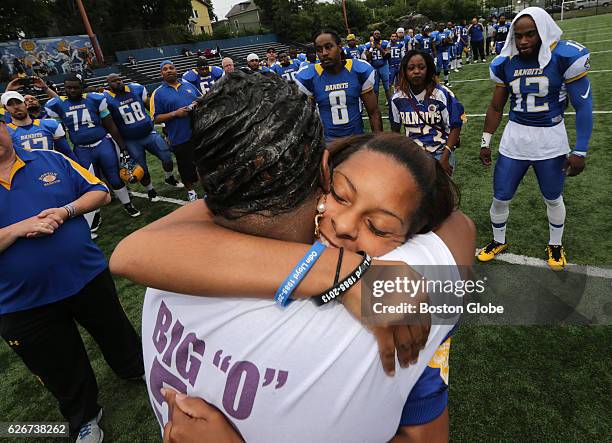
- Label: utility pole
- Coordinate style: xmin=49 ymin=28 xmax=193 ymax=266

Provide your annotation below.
xmin=342 ymin=0 xmax=350 ymax=35
xmin=75 ymin=0 xmax=105 ymax=65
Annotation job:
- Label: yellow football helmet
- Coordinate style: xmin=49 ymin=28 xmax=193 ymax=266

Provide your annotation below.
xmin=119 ymin=154 xmax=145 ymax=184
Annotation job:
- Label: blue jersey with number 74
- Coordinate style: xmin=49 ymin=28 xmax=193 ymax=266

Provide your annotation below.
xmin=489 ymin=40 xmax=590 ymax=127
xmin=295 ymin=59 xmax=375 ymax=141
xmin=45 ymin=93 xmax=109 ymax=146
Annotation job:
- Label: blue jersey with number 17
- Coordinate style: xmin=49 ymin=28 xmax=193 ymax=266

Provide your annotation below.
xmin=6 ymin=118 xmax=65 ymax=151
xmin=295 ymin=59 xmax=375 ymax=141
xmin=490 ymin=40 xmax=590 ymax=127
xmin=104 ymin=83 xmax=153 ymax=140
xmin=45 ymin=93 xmax=109 ymax=145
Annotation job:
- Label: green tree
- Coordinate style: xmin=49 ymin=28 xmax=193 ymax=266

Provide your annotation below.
xmin=0 ymin=0 xmax=54 ymax=40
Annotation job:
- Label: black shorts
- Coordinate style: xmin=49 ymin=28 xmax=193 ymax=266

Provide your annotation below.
xmin=172 ymin=139 xmax=198 ymax=184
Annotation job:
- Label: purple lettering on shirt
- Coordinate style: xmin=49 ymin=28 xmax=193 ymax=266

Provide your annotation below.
xmin=149 ymin=357 xmax=188 ymax=424
xmin=153 ymin=301 xmax=172 ymax=354
xmin=176 ymin=332 xmax=205 ymax=386
xmin=162 ymin=318 xmax=184 ymax=366
xmin=222 ymin=361 xmax=260 ymax=420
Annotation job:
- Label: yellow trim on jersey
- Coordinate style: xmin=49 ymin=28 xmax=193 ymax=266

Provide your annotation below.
xmin=361 ymin=86 xmax=374 ymax=95
xmin=64 ymin=155 xmax=108 ymax=188
xmin=565 ymin=70 xmax=588 ymax=84
xmin=314 ymin=63 xmax=324 ymax=76
xmin=33 ymin=119 xmax=41 ymax=126
xmin=550 ymin=41 xmax=558 ymax=51
xmin=495 ymin=83 xmax=506 ymax=87
xmin=345 ymin=58 xmax=353 ymax=72
xmin=428 ymin=337 xmax=451 ymax=385
xmin=0 ymin=154 xmax=26 ymax=190
xmin=149 ymin=88 xmax=158 ymax=116
xmin=7 ymin=123 xmax=17 ymax=130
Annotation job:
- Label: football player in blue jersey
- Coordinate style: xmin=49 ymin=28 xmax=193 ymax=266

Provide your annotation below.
xmin=1 ymin=91 xmax=76 ymax=160
xmin=388 ymin=32 xmax=405 ymax=88
xmin=295 ymin=30 xmax=382 ymax=141
xmin=45 ymin=73 xmax=141 ymax=217
xmin=414 ymin=26 xmax=436 ymax=59
xmin=246 ymin=53 xmax=272 ymax=73
xmin=435 ymin=23 xmax=453 ymax=87
xmin=4 ymin=76 xmax=57 ymax=120
xmin=23 ymin=95 xmax=49 ymax=120
xmin=467 ymin=17 xmax=486 ymax=62
xmin=390 ymin=50 xmax=465 ymax=176
xmin=493 ymin=15 xmax=510 ymax=55
xmin=343 ymin=34 xmax=363 ymax=60
xmin=271 ymin=50 xmax=301 ymax=81
xmin=456 ymin=19 xmax=470 ymax=66
xmin=478 ymin=8 xmax=593 ymax=269
xmin=182 ymin=58 xmax=224 ymax=95
xmin=364 ymin=30 xmax=392 ymax=104
xmin=105 ymin=74 xmax=183 ymax=202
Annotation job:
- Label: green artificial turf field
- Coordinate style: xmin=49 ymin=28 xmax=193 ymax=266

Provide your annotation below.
xmin=1 ymin=13 xmax=610 ymax=442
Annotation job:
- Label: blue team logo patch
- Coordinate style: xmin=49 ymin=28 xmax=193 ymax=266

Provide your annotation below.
xmin=39 ymin=172 xmax=61 ymax=186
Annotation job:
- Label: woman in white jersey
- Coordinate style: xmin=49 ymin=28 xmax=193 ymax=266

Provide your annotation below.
xmin=112 ymin=72 xmax=475 ymax=442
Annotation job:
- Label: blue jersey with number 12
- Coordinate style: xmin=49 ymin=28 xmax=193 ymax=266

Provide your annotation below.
xmin=104 ymin=83 xmax=153 ymax=140
xmin=295 ymin=59 xmax=375 ymax=141
xmin=490 ymin=40 xmax=590 ymax=127
xmin=45 ymin=93 xmax=108 ymax=146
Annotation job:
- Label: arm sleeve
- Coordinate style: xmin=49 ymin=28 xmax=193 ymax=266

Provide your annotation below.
xmin=150 ymin=88 xmax=164 ymax=118
xmin=566 ymin=75 xmax=592 ymax=153
xmin=359 ymin=62 xmax=376 ymax=93
xmin=294 ymin=69 xmax=314 ymax=97
xmin=399 ymin=336 xmax=452 ymax=426
xmin=489 ymin=58 xmax=506 ymax=85
xmin=447 ymin=92 xmax=466 ymax=129
xmin=390 ymin=99 xmax=401 ymax=125
xmin=44 ymin=98 xmax=60 ymax=118
xmin=141 ymin=85 xmax=148 ymax=102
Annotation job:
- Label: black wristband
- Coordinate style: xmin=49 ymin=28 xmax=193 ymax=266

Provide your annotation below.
xmin=334 ymin=248 xmax=344 ymax=286
xmin=313 ymin=253 xmax=372 ymax=306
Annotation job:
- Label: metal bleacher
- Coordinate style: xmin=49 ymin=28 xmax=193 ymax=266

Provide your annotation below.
xmin=26 ymin=42 xmax=295 ymax=103
xmin=220 ymin=42 xmax=293 ymax=67
xmin=119 ymin=53 xmax=222 ymax=87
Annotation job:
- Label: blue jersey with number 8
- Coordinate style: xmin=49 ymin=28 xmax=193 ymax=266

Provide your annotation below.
xmin=295 ymin=59 xmax=375 ymax=141
xmin=489 ymin=40 xmax=590 ymax=127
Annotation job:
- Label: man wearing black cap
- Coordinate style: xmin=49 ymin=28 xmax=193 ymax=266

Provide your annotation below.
xmin=182 ymin=58 xmax=224 ymax=95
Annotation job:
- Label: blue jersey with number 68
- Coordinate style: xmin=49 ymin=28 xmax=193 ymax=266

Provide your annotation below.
xmin=45 ymin=93 xmax=109 ymax=145
xmin=104 ymin=83 xmax=153 ymax=140
xmin=295 ymin=59 xmax=375 ymax=141
xmin=489 ymin=40 xmax=590 ymax=127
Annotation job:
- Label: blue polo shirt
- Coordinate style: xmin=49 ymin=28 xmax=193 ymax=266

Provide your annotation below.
xmin=150 ymin=81 xmax=200 ymax=146
xmin=0 ymin=148 xmax=109 ymax=314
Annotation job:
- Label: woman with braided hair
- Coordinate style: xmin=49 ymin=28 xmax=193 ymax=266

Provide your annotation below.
xmin=112 ymin=70 xmax=475 ymax=442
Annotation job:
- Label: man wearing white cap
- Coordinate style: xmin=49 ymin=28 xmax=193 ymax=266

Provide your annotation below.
xmin=396 ymin=27 xmax=412 ymax=50
xmin=477 ymin=7 xmax=593 ymax=270
xmin=246 ymin=53 xmax=271 ymax=73
xmin=1 ymin=91 xmax=75 ymax=160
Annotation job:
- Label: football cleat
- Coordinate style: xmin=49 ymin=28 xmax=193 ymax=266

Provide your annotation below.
xmin=148 ymin=189 xmax=160 ymax=202
xmin=123 ymin=203 xmax=141 ymax=217
xmin=187 ymin=190 xmax=198 ymax=202
xmin=119 ymin=153 xmax=145 ymax=184
xmin=546 ymin=245 xmax=567 ymax=270
xmin=477 ymin=240 xmax=508 ymax=262
xmin=164 ymin=176 xmax=185 ymax=188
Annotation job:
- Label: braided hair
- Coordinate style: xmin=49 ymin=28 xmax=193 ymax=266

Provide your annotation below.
xmin=191 ymin=70 xmax=325 ymax=219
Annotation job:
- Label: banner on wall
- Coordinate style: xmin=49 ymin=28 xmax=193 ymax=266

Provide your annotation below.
xmin=0 ymin=35 xmax=97 ymax=78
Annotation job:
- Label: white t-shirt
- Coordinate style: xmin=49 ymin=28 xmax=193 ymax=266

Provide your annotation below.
xmin=142 ymin=232 xmax=459 ymax=443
